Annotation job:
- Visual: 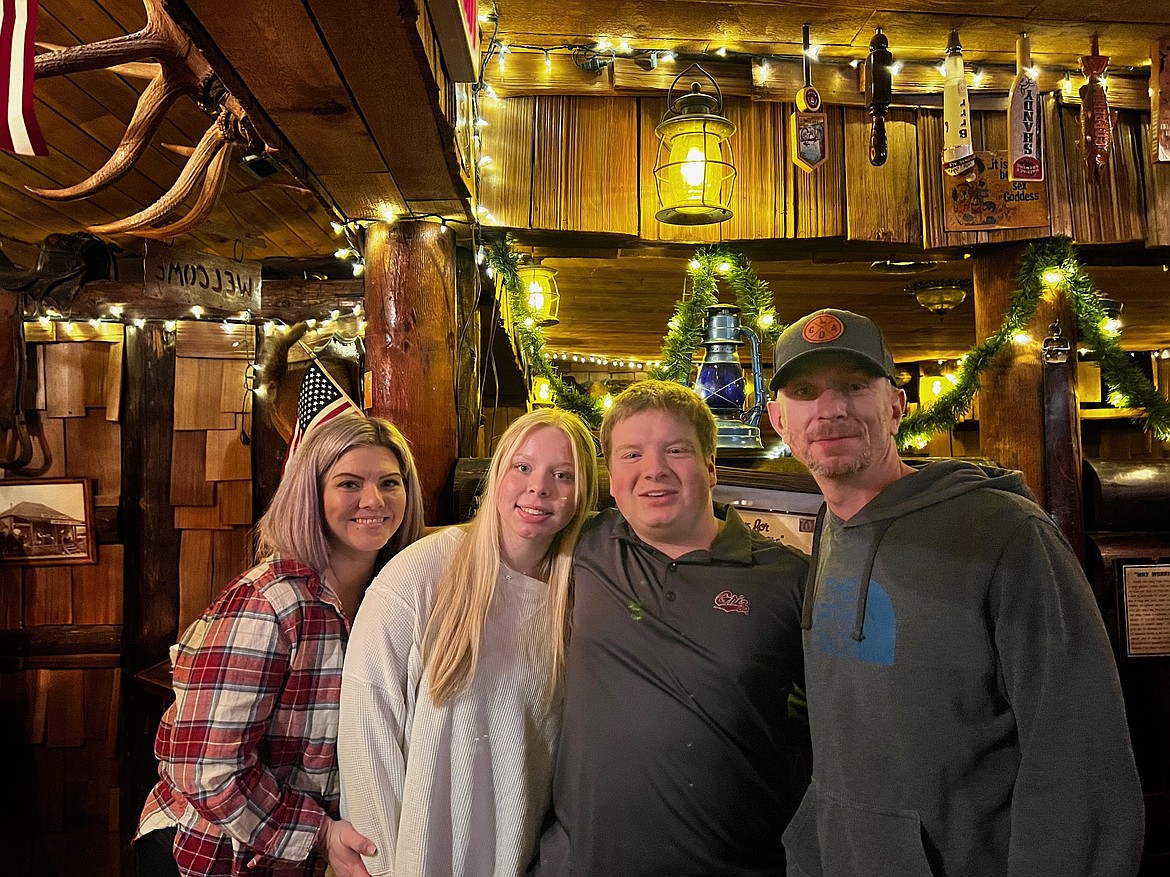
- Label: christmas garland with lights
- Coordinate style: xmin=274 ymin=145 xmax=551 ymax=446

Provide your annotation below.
xmin=486 ymin=238 xmax=603 ymax=427
xmin=898 ymin=236 xmax=1170 ymax=448
xmin=649 ymin=245 xmax=782 ymax=384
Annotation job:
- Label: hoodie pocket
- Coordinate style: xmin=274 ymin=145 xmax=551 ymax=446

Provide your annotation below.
xmin=782 ymin=779 xmax=936 ymax=877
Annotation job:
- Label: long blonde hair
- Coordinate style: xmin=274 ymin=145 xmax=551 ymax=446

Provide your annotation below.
xmin=423 ymin=409 xmax=598 ymax=707
xmin=256 ymin=412 xmax=426 ymax=573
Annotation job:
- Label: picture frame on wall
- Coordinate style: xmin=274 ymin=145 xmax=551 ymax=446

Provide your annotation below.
xmin=0 ymin=478 xmax=97 ymax=566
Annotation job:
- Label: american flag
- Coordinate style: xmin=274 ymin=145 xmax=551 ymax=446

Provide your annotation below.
xmin=1 ymin=0 xmax=48 ymax=156
xmin=283 ymin=359 xmax=361 ymax=470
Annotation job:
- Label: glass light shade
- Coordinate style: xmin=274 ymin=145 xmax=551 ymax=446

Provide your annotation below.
xmin=917 ymin=372 xmax=958 ymax=409
xmin=516 ymin=265 xmax=560 ymax=326
xmin=908 ymin=279 xmax=971 ymax=316
xmin=654 ymin=100 xmax=736 ymax=225
xmin=530 ymin=375 xmax=553 ymax=408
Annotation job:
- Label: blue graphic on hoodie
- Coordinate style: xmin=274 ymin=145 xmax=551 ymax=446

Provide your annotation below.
xmin=810 ymin=575 xmax=895 ymax=665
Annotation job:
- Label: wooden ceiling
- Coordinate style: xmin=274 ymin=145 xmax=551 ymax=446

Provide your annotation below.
xmin=3 ymin=0 xmax=1169 ymax=365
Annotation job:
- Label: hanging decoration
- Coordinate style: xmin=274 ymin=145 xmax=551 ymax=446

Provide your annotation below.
xmin=898 ymin=237 xmax=1170 ymax=448
xmin=653 ymin=64 xmax=737 ymax=225
xmin=1007 ymin=33 xmax=1043 ymax=181
xmin=941 ymin=28 xmax=976 ymax=181
xmin=516 ymin=262 xmax=561 ymax=326
xmin=1 ymin=0 xmax=48 ymax=156
xmin=864 ymin=28 xmax=893 ymax=167
xmin=486 ymin=238 xmax=602 ymax=427
xmin=649 ymin=246 xmax=781 ymax=385
xmin=1078 ymin=34 xmax=1116 ymax=177
xmin=790 ymin=24 xmax=827 ymax=174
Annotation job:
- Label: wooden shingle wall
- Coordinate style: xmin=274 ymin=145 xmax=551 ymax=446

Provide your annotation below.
xmin=172 ymin=323 xmax=256 ymax=633
xmin=0 ymin=323 xmax=124 ymax=871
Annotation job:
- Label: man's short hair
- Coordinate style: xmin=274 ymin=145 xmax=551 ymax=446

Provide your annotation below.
xmin=600 ymin=380 xmax=717 ymax=461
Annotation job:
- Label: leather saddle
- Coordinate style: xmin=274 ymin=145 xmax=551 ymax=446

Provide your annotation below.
xmin=0 ymin=233 xmax=115 ymax=473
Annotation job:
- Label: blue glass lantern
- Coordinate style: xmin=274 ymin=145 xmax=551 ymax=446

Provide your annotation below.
xmin=693 ymin=304 xmax=766 ymax=450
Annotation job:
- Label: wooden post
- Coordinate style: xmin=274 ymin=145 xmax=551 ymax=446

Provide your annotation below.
xmin=251 ymin=328 xmax=286 ymax=527
xmin=1040 ymin=294 xmax=1086 ymax=562
xmin=122 ymin=324 xmax=180 ymax=666
xmin=120 ymin=322 xmax=181 ymax=841
xmin=365 ymin=221 xmax=458 ymax=524
xmin=973 ymin=243 xmax=1046 ymax=496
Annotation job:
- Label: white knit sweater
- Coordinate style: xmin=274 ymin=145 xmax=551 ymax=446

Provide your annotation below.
xmin=338 ymin=527 xmax=561 ymax=877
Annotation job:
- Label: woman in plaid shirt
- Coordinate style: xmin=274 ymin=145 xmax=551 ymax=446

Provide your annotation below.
xmin=135 ymin=413 xmax=426 ymax=877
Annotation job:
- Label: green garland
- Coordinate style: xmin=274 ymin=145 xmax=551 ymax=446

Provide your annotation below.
xmin=649 ymin=245 xmax=782 ymax=383
xmin=898 ymin=236 xmax=1170 ymax=448
xmin=486 ymin=238 xmax=602 ymax=428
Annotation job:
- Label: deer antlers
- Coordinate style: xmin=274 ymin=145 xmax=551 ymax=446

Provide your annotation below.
xmin=31 ymin=0 xmax=265 ymax=239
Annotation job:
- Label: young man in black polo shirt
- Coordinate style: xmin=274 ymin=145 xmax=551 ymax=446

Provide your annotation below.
xmin=534 ymin=380 xmax=809 ymax=877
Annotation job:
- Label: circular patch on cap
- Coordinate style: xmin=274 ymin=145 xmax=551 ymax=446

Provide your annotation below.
xmin=802 ymin=314 xmax=845 ymax=344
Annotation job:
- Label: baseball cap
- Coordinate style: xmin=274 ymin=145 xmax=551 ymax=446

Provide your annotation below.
xmin=770 ymin=308 xmax=896 ymax=393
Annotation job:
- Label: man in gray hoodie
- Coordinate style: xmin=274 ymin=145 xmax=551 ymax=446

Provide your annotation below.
xmin=766 ymin=308 xmax=1143 ymax=877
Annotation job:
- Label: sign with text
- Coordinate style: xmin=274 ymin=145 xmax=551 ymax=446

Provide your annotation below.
xmin=1122 ymin=564 xmax=1170 ymax=657
xmin=144 ymin=242 xmax=262 ymax=313
xmin=943 ymin=150 xmax=1050 ymax=231
xmin=739 ymin=509 xmax=818 ymax=554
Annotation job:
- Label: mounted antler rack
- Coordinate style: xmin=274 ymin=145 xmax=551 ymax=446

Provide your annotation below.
xmin=32 ymin=0 xmax=269 ymax=239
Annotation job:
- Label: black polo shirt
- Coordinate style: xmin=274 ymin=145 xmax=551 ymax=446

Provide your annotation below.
xmin=546 ymin=504 xmax=808 ymax=877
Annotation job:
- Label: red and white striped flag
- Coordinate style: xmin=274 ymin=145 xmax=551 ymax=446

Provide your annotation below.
xmin=283 ymin=359 xmax=361 ymax=471
xmin=1 ymin=0 xmax=48 ymax=156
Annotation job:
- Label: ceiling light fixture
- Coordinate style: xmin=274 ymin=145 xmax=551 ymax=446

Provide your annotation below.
xmin=908 ymin=278 xmax=973 ymax=315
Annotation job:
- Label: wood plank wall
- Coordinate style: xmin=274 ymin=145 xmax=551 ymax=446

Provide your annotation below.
xmin=479 ymin=91 xmax=1161 ymax=247
xmin=0 ymin=326 xmax=124 ymax=873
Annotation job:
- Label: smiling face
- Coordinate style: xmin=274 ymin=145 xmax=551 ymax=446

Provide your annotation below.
xmin=494 ymin=426 xmax=580 ymax=571
xmin=607 ymin=408 xmax=717 ymax=554
xmin=767 ymin=353 xmax=906 ymax=481
xmin=322 ymin=445 xmax=407 ymax=565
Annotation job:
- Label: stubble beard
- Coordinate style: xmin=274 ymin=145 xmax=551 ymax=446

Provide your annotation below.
xmin=803 ymin=445 xmax=873 ymax=479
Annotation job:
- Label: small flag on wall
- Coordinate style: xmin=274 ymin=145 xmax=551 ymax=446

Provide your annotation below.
xmin=1 ymin=0 xmax=48 ymax=156
xmin=283 ymin=358 xmax=361 ymax=470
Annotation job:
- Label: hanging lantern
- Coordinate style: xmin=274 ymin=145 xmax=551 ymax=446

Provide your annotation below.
xmin=653 ymin=64 xmax=737 ymax=225
xmin=530 ymin=375 xmax=554 ymax=408
xmin=516 ymin=264 xmax=560 ymax=326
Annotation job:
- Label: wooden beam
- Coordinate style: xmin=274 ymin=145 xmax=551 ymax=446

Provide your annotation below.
xmin=0 ymin=625 xmax=121 ymax=656
xmin=62 ymin=279 xmax=363 ymax=321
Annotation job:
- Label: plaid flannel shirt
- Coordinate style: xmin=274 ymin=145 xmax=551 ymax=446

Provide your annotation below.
xmin=137 ymin=559 xmax=350 ymax=876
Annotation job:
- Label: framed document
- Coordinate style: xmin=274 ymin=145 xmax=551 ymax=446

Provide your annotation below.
xmin=1120 ymin=564 xmax=1170 ymax=658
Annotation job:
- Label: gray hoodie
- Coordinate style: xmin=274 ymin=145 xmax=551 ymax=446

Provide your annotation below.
xmin=782 ymin=460 xmax=1143 ymax=877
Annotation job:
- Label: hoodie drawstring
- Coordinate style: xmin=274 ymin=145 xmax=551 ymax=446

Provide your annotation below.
xmin=801 ymin=504 xmax=894 ymax=643
xmin=850 ymin=519 xmax=894 ymax=642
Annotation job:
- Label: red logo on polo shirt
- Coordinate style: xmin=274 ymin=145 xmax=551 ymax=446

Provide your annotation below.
xmin=714 ymin=590 xmax=750 ymax=615
xmin=803 ymin=314 xmax=844 ymax=344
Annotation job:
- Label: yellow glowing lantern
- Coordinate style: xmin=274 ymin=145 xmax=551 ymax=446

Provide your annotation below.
xmin=653 ymin=65 xmax=736 ymax=225
xmin=530 ymin=375 xmax=554 ymax=408
xmin=516 ymin=264 xmax=561 ymax=326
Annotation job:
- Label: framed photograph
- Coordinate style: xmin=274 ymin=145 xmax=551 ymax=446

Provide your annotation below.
xmin=0 ymin=478 xmax=97 ymax=566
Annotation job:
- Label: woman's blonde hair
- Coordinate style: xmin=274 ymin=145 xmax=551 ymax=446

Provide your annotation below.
xmin=423 ymin=409 xmax=598 ymax=707
xmin=256 ymin=412 xmax=426 ymax=573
